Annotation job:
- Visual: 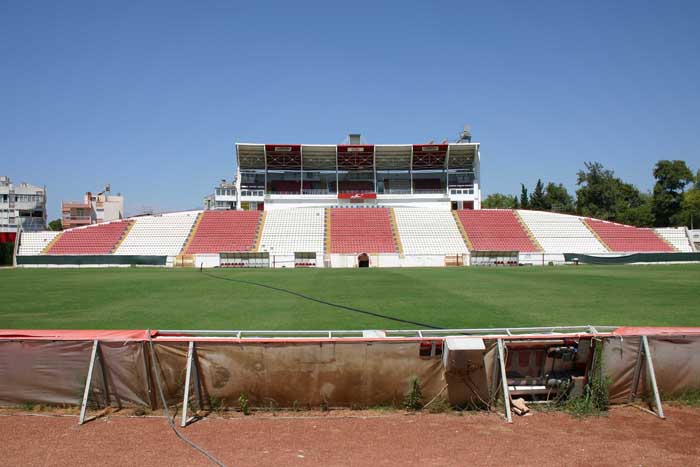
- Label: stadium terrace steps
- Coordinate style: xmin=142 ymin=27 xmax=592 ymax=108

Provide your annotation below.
xmin=451 ymin=211 xmax=473 ymax=250
xmin=324 ymin=208 xmax=331 ymax=254
xmin=111 ymin=221 xmax=135 ymax=253
xmin=254 ymin=211 xmax=267 ymax=251
xmin=180 ymin=212 xmax=204 ymax=255
xmin=455 ymin=210 xmax=540 ymax=252
xmin=513 ymin=210 xmax=544 ymax=252
xmin=584 ymin=219 xmax=675 ymax=252
xmin=654 ymin=228 xmax=694 ymax=252
xmin=258 ymin=208 xmax=325 ymax=255
xmin=330 ymin=208 xmax=397 ymax=254
xmin=394 ymin=208 xmax=469 ymax=255
xmin=115 ymin=212 xmax=199 ymax=256
xmin=18 ymin=231 xmax=60 ymax=256
xmin=184 ymin=210 xmax=261 ymax=254
xmin=517 ymin=210 xmax=608 ymax=254
xmin=46 ymin=221 xmax=131 ymax=255
xmin=388 ymin=208 xmax=404 ymax=256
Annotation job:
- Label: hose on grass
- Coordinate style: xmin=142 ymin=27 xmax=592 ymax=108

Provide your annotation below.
xmin=200 ymin=269 xmax=444 ymax=330
xmin=146 ymin=329 xmax=228 ymax=467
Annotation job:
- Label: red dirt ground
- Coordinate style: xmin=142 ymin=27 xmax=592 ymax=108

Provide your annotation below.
xmin=1 ymin=406 xmax=699 ymax=466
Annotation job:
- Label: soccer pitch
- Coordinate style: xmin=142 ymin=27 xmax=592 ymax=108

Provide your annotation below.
xmin=0 ymin=264 xmax=698 ymax=330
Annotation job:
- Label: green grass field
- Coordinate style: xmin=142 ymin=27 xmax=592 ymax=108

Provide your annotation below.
xmin=0 ymin=264 xmax=698 ymax=330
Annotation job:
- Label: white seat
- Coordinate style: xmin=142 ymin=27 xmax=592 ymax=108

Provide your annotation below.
xmin=17 ymin=231 xmax=59 ymax=255
xmin=394 ymin=208 xmax=469 ymax=255
xmin=517 ymin=210 xmax=608 ymax=254
xmin=258 ymin=208 xmax=325 ymax=254
xmin=114 ymin=211 xmax=200 ymax=256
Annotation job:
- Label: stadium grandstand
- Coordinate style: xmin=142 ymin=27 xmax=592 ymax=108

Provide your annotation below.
xmin=11 ymin=132 xmax=698 ymax=268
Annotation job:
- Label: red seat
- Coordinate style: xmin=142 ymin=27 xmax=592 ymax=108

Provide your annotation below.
xmin=585 ymin=219 xmax=674 ymax=252
xmin=330 ymin=208 xmax=397 ymax=253
xmin=46 ymin=221 xmax=130 ymax=255
xmin=455 ymin=210 xmax=539 ymax=252
xmin=185 ymin=211 xmax=261 ymax=254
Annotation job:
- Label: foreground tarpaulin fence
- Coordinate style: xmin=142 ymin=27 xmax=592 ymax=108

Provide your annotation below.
xmin=564 ymin=252 xmax=700 ymax=264
xmin=1 ymin=327 xmax=700 ymax=423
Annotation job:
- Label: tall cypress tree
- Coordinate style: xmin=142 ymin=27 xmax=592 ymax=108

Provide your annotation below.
xmin=520 ymin=184 xmax=529 ymax=209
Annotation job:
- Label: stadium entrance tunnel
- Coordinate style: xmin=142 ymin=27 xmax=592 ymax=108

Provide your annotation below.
xmin=358 ymin=253 xmax=370 ymax=267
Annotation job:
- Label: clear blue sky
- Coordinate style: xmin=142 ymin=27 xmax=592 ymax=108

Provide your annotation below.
xmin=2 ymin=0 xmax=699 ymax=218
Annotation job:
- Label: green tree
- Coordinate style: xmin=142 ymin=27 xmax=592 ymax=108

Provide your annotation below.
xmin=544 ymin=182 xmax=575 ymax=214
xmin=48 ymin=219 xmax=63 ymax=231
xmin=617 ymin=193 xmax=654 ymax=227
xmin=530 ymin=179 xmax=546 ymax=210
xmin=671 ymin=189 xmax=700 ymax=228
xmin=652 ymin=160 xmax=694 ymax=226
xmin=482 ymin=193 xmax=517 ymax=209
xmin=519 ymin=184 xmax=529 ymax=209
xmin=575 ymin=162 xmax=644 ymax=221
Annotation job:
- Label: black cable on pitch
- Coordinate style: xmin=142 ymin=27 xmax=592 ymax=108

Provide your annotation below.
xmin=146 ymin=329 xmax=228 ymax=467
xmin=200 ymin=270 xmax=444 ymax=330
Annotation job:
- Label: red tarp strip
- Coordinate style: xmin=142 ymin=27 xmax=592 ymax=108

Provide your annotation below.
xmin=0 ymin=330 xmax=156 ymax=341
xmin=613 ymin=326 xmax=700 ymax=336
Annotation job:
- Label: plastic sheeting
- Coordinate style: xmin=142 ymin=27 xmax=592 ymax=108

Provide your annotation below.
xmin=603 ymin=334 xmax=700 ymax=403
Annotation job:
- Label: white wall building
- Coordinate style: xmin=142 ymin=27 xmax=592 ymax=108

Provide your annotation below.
xmin=0 ymin=176 xmax=47 ymax=232
xmin=62 ymin=186 xmax=124 ymax=229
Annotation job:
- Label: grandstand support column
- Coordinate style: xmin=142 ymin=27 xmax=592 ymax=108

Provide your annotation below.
xmin=12 ymin=226 xmax=20 ymax=267
xmin=409 ymin=146 xmax=414 ymax=194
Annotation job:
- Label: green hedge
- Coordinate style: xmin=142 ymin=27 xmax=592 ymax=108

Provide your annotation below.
xmin=0 ymin=242 xmax=13 ymax=266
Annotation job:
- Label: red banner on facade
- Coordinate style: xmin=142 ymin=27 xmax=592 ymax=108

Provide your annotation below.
xmin=337 ymin=193 xmax=377 ymax=200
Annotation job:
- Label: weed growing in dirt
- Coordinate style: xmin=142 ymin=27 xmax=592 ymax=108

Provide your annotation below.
xmin=403 ymin=377 xmax=423 ymax=411
xmin=564 ymin=341 xmax=610 ymax=417
xmin=666 ymin=390 xmax=700 ymax=407
xmin=238 ymin=393 xmax=250 ymax=415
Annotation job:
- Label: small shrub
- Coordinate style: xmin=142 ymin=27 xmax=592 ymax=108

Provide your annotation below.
xmin=667 ymin=389 xmax=700 ymax=407
xmin=238 ymin=393 xmax=250 ymax=415
xmin=427 ymin=397 xmax=452 ymax=414
xmin=403 ymin=377 xmax=423 ymax=411
xmin=565 ymin=340 xmax=610 ymax=417
xmin=292 ymin=400 xmax=300 ymax=412
xmin=209 ymin=396 xmax=225 ymax=413
xmin=320 ymin=400 xmax=329 ymax=412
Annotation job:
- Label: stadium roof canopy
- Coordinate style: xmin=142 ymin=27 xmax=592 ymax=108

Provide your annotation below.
xmin=236 ymin=143 xmax=479 ymax=171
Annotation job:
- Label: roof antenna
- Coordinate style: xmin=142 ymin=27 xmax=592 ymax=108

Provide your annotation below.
xmin=458 ymin=125 xmax=472 ymax=142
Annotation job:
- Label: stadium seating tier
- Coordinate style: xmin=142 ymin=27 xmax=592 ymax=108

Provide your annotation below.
xmin=455 ymin=210 xmax=539 ymax=252
xmin=185 ymin=211 xmax=261 ymax=254
xmin=46 ymin=221 xmax=130 ymax=255
xmin=585 ymin=219 xmax=675 ymax=252
xmin=330 ymin=208 xmax=397 ymax=253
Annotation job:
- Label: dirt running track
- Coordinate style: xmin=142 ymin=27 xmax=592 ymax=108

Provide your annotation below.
xmin=1 ymin=406 xmax=699 ymax=466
